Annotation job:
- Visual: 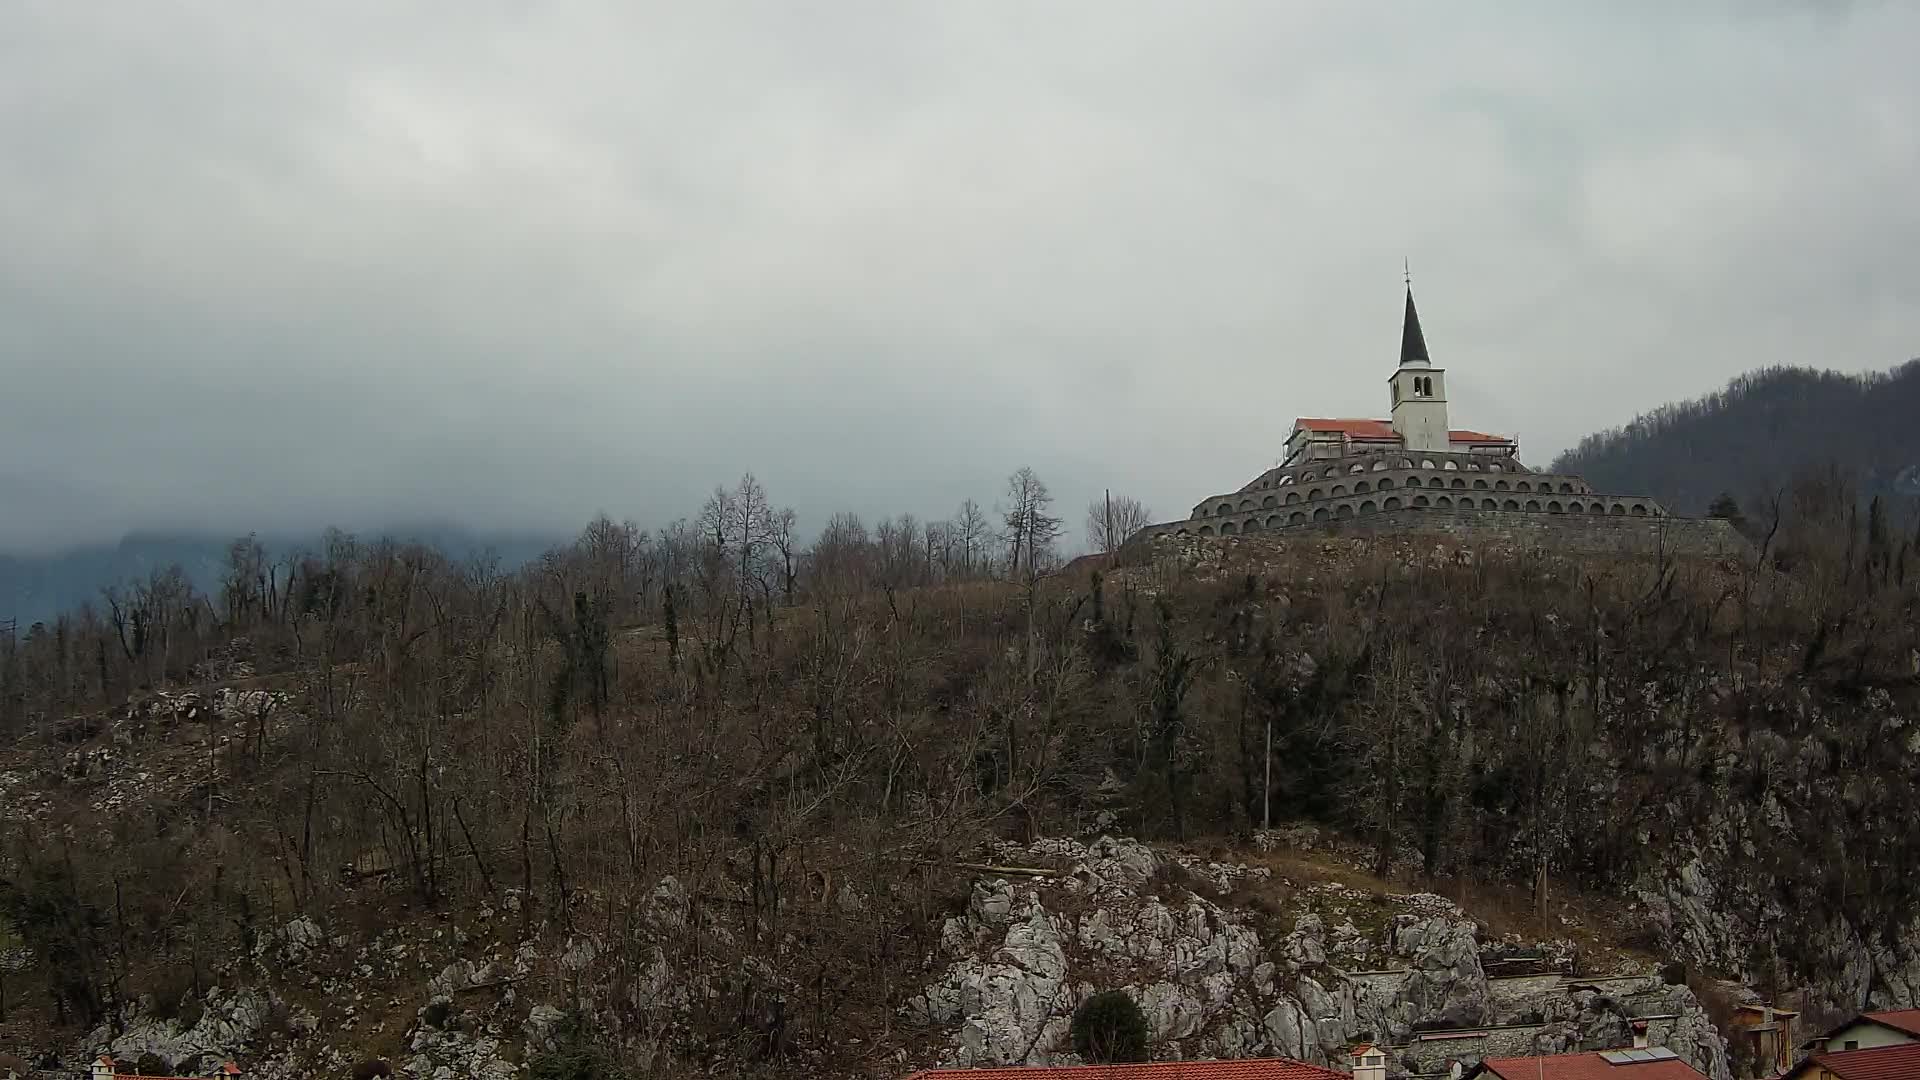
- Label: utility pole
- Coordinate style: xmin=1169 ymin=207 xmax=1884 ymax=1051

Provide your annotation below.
xmin=1104 ymin=489 xmax=1113 ymax=555
xmin=1263 ymin=714 xmax=1272 ymax=832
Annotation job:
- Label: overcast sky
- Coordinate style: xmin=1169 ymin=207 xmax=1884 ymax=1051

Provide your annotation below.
xmin=2 ymin=2 xmax=1916 ymax=553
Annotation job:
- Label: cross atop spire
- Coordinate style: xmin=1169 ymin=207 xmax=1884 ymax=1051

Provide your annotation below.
xmin=1399 ymin=281 xmax=1430 ymax=367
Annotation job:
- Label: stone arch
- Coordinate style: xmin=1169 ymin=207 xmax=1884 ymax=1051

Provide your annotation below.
xmin=1565 ymin=501 xmax=1582 ymax=513
xmin=1587 ymin=503 xmax=1604 ymax=514
xmin=1217 ymin=502 xmax=1232 ymax=515
xmin=1560 ymin=482 xmax=1575 ymax=494
xmin=1346 ymin=463 xmax=1363 ymax=474
xmin=1525 ymin=499 xmax=1541 ymax=512
xmin=1284 ymin=492 xmax=1300 ymax=505
xmin=1400 ymin=458 xmax=1415 ymax=468
xmin=1308 ymin=489 xmax=1322 ymax=501
xmin=1610 ymin=503 xmax=1626 ymax=515
xmin=1504 ymin=499 xmax=1521 ymax=511
xmin=1221 ymin=521 xmax=1238 ymax=534
xmin=1631 ymin=503 xmax=1649 ymax=516
xmin=1335 ymin=503 xmax=1354 ymax=519
xmin=1548 ymin=501 xmax=1564 ymax=513
xmin=1332 ymin=485 xmax=1347 ymax=497
xmin=1355 ymin=480 xmax=1372 ymax=494
xmin=1451 ymin=478 xmax=1467 ymax=489
xmin=1267 ymin=515 xmax=1284 ymax=528
xmin=1420 ymin=459 xmax=1437 ymax=469
xmin=1378 ymin=477 xmax=1395 ymax=490
xmin=1473 ymin=478 xmax=1489 ymax=490
xmin=1262 ymin=495 xmax=1277 ymax=508
xmin=1360 ymin=500 xmax=1378 ymax=514
xmin=1482 ymin=498 xmax=1498 ymax=510
xmin=1412 ymin=495 xmax=1429 ymax=507
xmin=1436 ymin=496 xmax=1453 ymax=508
xmin=1406 ymin=476 xmax=1422 ymax=488
xmin=1312 ymin=507 xmax=1330 ymax=522
xmin=1468 ymin=462 xmax=1483 ymax=471
xmin=1278 ymin=474 xmax=1293 ymax=486
xmin=1198 ymin=525 xmax=1215 ymax=536
xmin=1289 ymin=511 xmax=1307 ymax=525
xmin=1371 ymin=459 xmax=1388 ymax=471
xmin=1487 ymin=462 xmax=1504 ymax=473
xmin=1384 ymin=496 xmax=1402 ymax=510
xmin=1443 ymin=460 xmax=1458 ymax=470
xmin=1495 ymin=480 xmax=1510 ymax=491
xmin=1243 ymin=517 xmax=1260 ymax=532
xmin=1516 ymin=481 xmax=1532 ymax=492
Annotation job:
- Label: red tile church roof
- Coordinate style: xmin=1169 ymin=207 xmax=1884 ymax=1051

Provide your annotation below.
xmin=1292 ymin=418 xmax=1512 ymax=445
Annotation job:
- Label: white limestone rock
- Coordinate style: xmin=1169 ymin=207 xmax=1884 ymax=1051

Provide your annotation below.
xmin=913 ymin=894 xmax=1072 ymax=1066
xmin=97 ymin=986 xmax=273 ymax=1072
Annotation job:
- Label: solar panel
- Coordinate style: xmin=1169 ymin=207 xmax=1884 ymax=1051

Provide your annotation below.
xmin=1599 ymin=1047 xmax=1678 ymax=1065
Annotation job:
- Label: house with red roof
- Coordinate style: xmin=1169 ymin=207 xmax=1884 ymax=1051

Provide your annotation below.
xmin=1809 ymin=1008 xmax=1920 ymax=1054
xmin=900 ymin=1055 xmax=1353 ymax=1080
xmin=1780 ymin=1040 xmax=1920 ymax=1080
xmin=91 ymin=1056 xmax=241 ymax=1080
xmin=1462 ymin=1047 xmax=1709 ymax=1080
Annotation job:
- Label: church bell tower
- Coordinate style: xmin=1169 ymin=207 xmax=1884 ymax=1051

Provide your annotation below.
xmin=1388 ymin=284 xmax=1450 ymax=453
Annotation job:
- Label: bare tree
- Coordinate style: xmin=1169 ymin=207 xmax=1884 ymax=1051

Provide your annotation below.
xmin=954 ymin=499 xmax=990 ymax=580
xmin=1085 ymin=493 xmax=1153 ymax=554
xmin=1001 ymin=467 xmax=1063 ymax=585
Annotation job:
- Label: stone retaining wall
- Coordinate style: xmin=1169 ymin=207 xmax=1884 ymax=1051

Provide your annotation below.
xmin=1306 ymin=507 xmax=1747 ymax=557
xmin=1137 ymin=506 xmax=1747 ymax=558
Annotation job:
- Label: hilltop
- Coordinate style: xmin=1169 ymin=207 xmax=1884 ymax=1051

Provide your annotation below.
xmin=2 ymin=476 xmax=1919 ymax=1079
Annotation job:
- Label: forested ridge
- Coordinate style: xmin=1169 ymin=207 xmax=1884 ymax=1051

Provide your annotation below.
xmin=1 ymin=467 xmax=1919 ymax=1078
xmin=1552 ymin=359 xmax=1920 ymax=515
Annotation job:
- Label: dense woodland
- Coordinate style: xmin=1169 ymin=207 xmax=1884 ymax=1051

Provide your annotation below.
xmin=2 ymin=464 xmax=1919 ymax=1073
xmin=1552 ymin=360 xmax=1920 ymax=515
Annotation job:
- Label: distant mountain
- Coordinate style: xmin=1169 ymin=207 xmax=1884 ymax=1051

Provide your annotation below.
xmin=1551 ymin=360 xmax=1920 ymax=517
xmin=0 ymin=523 xmax=563 ymax=629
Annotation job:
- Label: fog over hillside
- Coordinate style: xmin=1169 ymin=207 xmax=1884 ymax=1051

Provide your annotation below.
xmin=4 ymin=4 xmax=1918 ymax=559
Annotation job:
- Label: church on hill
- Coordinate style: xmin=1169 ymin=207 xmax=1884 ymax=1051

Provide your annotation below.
xmin=1133 ymin=285 xmax=1715 ymax=548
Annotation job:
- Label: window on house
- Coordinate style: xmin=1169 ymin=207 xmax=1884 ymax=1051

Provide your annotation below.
xmin=1845 ymin=1041 xmax=1859 ymax=1051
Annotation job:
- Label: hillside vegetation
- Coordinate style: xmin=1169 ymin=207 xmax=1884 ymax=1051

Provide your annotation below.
xmin=1552 ymin=360 xmax=1920 ymax=515
xmin=1 ymin=468 xmax=1919 ymax=1077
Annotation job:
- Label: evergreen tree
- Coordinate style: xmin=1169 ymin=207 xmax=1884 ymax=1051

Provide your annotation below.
xmin=1072 ymin=989 xmax=1150 ymax=1063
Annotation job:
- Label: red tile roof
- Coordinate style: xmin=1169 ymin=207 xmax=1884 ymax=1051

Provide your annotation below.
xmin=94 ymin=1056 xmax=241 ymax=1079
xmin=1796 ymin=1042 xmax=1920 ymax=1080
xmin=1295 ymin=418 xmax=1398 ymax=438
xmin=903 ymin=1059 xmax=1346 ymax=1080
xmin=1478 ymin=1051 xmax=1707 ymax=1080
xmin=1863 ymin=1008 xmax=1920 ymax=1037
xmin=1291 ymin=418 xmax=1513 ymax=445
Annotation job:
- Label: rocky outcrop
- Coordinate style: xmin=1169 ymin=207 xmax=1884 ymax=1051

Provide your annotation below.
xmin=92 ymin=986 xmax=273 ymax=1074
xmin=912 ymin=836 xmax=1732 ymax=1080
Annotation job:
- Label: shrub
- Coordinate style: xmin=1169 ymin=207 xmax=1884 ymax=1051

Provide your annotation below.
xmin=1072 ymin=989 xmax=1150 ymax=1064
xmin=134 ymin=1053 xmax=171 ymax=1076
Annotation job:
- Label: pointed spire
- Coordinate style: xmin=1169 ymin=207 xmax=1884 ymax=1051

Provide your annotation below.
xmin=1399 ymin=284 xmax=1430 ymax=367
